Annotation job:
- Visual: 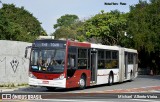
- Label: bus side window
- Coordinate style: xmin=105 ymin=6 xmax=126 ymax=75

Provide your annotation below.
xmin=68 ymin=46 xmax=77 ymax=69
xmin=98 ymin=50 xmax=105 ymax=69
xmin=78 ymin=48 xmax=88 ymax=69
xmin=68 ymin=54 xmax=76 ymax=69
xmin=112 ymin=51 xmax=118 ymax=68
xmin=105 ymin=50 xmax=118 ymax=68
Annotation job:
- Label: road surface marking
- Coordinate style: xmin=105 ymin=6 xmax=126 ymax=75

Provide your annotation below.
xmin=43 ymin=99 xmax=113 ymax=102
xmin=131 ymin=99 xmax=160 ymax=102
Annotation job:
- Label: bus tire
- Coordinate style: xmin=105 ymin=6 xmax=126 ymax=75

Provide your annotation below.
xmin=79 ymin=75 xmax=86 ymax=90
xmin=108 ymin=74 xmax=113 ymax=86
xmin=46 ymin=87 xmax=56 ymax=91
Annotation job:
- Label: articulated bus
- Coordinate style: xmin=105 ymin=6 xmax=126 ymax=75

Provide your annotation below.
xmin=25 ymin=39 xmax=138 ymax=90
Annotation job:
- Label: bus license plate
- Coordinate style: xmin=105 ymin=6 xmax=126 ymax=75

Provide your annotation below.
xmin=42 ymin=80 xmax=49 ymax=84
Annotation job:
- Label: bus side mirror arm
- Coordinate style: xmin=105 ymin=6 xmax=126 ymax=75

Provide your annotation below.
xmin=25 ymin=46 xmax=32 ymax=59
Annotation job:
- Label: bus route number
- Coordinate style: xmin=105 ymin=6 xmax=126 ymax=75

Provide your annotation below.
xmin=50 ymin=43 xmax=60 ymax=47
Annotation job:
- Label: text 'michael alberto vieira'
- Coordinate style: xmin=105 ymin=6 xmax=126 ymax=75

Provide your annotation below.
xmin=118 ymin=94 xmax=158 ymax=99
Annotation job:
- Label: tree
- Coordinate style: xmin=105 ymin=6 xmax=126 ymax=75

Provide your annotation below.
xmin=53 ymin=14 xmax=85 ymax=40
xmin=0 ymin=4 xmax=47 ymax=42
xmin=53 ymin=26 xmax=76 ymax=39
xmin=54 ymin=14 xmax=79 ymax=29
xmin=53 ymin=20 xmax=86 ymax=41
xmin=83 ymin=10 xmax=127 ymax=45
xmin=127 ymin=0 xmax=160 ymax=74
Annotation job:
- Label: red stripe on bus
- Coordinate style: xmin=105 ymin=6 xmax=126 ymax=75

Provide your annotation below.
xmin=68 ymin=41 xmax=91 ymax=48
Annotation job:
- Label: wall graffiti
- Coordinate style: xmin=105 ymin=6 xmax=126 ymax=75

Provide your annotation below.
xmin=0 ymin=40 xmax=31 ymax=84
xmin=10 ymin=57 xmax=19 ymax=73
xmin=0 ymin=57 xmax=27 ymax=74
xmin=0 ymin=57 xmax=6 ymax=62
xmin=0 ymin=56 xmax=29 ymax=84
xmin=22 ymin=57 xmax=27 ymax=73
xmin=0 ymin=57 xmax=6 ymax=75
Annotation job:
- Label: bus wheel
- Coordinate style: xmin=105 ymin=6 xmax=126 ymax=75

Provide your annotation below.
xmin=108 ymin=74 xmax=113 ymax=86
xmin=46 ymin=87 xmax=56 ymax=91
xmin=79 ymin=75 xmax=86 ymax=90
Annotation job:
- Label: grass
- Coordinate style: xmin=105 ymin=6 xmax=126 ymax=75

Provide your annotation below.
xmin=0 ymin=83 xmax=28 ymax=88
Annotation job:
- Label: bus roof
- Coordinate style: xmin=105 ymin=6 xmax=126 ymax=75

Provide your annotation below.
xmin=91 ymin=43 xmax=120 ymax=50
xmin=33 ymin=39 xmax=137 ymax=53
xmin=34 ymin=39 xmax=66 ymax=43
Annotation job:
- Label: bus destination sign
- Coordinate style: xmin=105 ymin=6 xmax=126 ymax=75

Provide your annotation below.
xmin=34 ymin=42 xmax=65 ymax=48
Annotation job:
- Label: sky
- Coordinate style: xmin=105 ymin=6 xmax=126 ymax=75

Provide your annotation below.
xmin=0 ymin=0 xmax=149 ymax=35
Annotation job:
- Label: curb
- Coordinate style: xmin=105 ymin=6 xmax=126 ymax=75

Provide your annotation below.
xmin=0 ymin=86 xmax=29 ymax=92
xmin=0 ymin=88 xmax=18 ymax=92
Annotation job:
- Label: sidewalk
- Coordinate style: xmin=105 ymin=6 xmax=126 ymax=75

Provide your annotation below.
xmin=0 ymin=86 xmax=29 ymax=92
xmin=0 ymin=88 xmax=17 ymax=92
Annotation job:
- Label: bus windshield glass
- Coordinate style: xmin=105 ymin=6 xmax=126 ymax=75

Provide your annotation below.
xmin=30 ymin=49 xmax=65 ymax=73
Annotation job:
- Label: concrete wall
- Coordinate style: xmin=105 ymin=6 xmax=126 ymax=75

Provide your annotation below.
xmin=0 ymin=40 xmax=31 ymax=85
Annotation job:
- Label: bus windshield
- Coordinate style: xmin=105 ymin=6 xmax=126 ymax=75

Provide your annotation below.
xmin=30 ymin=49 xmax=65 ymax=73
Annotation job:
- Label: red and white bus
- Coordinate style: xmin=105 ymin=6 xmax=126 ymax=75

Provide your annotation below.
xmin=25 ymin=39 xmax=138 ymax=90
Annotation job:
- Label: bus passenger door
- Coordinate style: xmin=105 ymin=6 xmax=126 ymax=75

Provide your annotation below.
xmin=90 ymin=49 xmax=97 ymax=84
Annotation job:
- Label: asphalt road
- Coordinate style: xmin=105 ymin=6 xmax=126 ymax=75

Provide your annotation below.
xmin=1 ymin=75 xmax=160 ymax=102
xmin=12 ymin=75 xmax=160 ymax=93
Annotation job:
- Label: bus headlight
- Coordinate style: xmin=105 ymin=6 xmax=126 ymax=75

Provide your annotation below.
xmin=58 ymin=74 xmax=65 ymax=80
xmin=29 ymin=72 xmax=37 ymax=79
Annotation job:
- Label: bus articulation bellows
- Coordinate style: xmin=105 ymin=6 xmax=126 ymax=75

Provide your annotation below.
xmin=25 ymin=39 xmax=138 ymax=90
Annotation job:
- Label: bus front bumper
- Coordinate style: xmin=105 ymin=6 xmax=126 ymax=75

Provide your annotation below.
xmin=29 ymin=77 xmax=66 ymax=88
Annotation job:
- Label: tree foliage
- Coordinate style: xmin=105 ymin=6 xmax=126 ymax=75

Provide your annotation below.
xmin=53 ymin=27 xmax=76 ymax=39
xmin=53 ymin=14 xmax=85 ymax=40
xmin=52 ymin=0 xmax=160 ymax=74
xmin=54 ymin=14 xmax=79 ymax=29
xmin=128 ymin=0 xmax=160 ymax=74
xmin=83 ymin=10 xmax=127 ymax=45
xmin=0 ymin=4 xmax=47 ymax=42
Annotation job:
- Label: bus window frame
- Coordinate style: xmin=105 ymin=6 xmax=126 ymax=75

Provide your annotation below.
xmin=30 ymin=47 xmax=66 ymax=74
xmin=77 ymin=48 xmax=89 ymax=69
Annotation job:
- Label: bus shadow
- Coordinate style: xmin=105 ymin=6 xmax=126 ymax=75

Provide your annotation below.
xmin=48 ymin=81 xmax=132 ymax=92
xmin=138 ymin=75 xmax=160 ymax=80
xmin=15 ymin=80 xmax=135 ymax=92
